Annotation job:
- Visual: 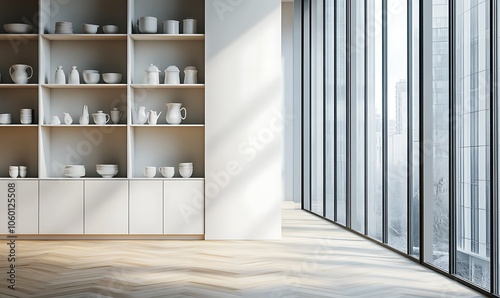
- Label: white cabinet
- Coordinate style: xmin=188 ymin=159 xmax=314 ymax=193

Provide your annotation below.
xmin=164 ymin=180 xmax=204 ymax=234
xmin=85 ymin=180 xmax=128 ymax=234
xmin=0 ymin=180 xmax=38 ymax=235
xmin=39 ymin=181 xmax=84 ymax=234
xmin=130 ymin=180 xmax=163 ymax=234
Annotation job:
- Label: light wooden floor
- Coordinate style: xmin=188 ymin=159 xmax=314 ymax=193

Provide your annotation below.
xmin=0 ymin=203 xmax=484 ymax=297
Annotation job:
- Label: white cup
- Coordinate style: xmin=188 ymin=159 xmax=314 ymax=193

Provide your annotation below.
xmin=179 ymin=166 xmax=193 ymax=178
xmin=0 ymin=113 xmax=11 ymax=124
xmin=9 ymin=166 xmax=18 ymax=178
xmin=159 ymin=166 xmax=175 ymax=178
xmin=19 ymin=166 xmax=27 ymax=178
xmin=138 ymin=16 xmax=157 ymax=34
xmin=163 ymin=20 xmax=179 ymax=34
xmin=183 ymin=18 xmax=197 ymax=34
xmin=144 ymin=166 xmax=156 ymax=178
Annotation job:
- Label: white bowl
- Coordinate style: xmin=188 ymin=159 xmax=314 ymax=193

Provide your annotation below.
xmin=83 ymin=23 xmax=99 ymax=34
xmin=103 ymin=25 xmax=119 ymax=34
xmin=65 ymin=172 xmax=85 ymax=178
xmin=83 ymin=72 xmax=100 ymax=84
xmin=179 ymin=162 xmax=193 ymax=167
xmin=179 ymin=167 xmax=193 ymax=178
xmin=97 ymin=168 xmax=118 ymax=178
xmin=4 ymin=23 xmax=33 ymax=34
xmin=102 ymin=73 xmax=122 ymax=84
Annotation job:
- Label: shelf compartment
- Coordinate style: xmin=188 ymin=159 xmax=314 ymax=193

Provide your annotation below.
xmin=41 ymin=39 xmax=127 ymax=84
xmin=40 ymin=126 xmax=127 ymax=179
xmin=132 ymin=40 xmax=205 ymax=84
xmin=41 ymin=87 xmax=128 ymax=125
xmin=42 ymin=34 xmax=127 ymax=41
xmin=0 ymin=39 xmax=39 ymax=84
xmin=131 ymin=126 xmax=205 ymax=179
xmin=0 ymin=88 xmax=38 ymax=124
xmin=0 ymin=126 xmax=38 ymax=178
xmin=132 ymin=0 xmax=205 ymax=34
xmin=40 ymin=0 xmax=127 ymax=35
xmin=130 ymin=34 xmax=204 ymax=41
xmin=0 ymin=0 xmax=39 ymax=34
xmin=131 ymin=88 xmax=205 ymax=125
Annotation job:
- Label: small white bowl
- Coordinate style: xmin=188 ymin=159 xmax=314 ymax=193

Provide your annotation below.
xmin=82 ymin=23 xmax=99 ymax=34
xmin=102 ymin=25 xmax=119 ymax=34
xmin=179 ymin=167 xmax=193 ymax=178
xmin=102 ymin=73 xmax=122 ymax=84
xmin=4 ymin=23 xmax=32 ymax=34
xmin=83 ymin=72 xmax=100 ymax=84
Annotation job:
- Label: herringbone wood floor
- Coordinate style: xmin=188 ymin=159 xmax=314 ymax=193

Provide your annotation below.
xmin=0 ymin=203 xmax=484 ymax=297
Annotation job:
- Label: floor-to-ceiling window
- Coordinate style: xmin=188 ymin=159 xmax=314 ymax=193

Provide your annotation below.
xmin=455 ymin=0 xmax=491 ymax=288
xmin=336 ymin=0 xmax=347 ymax=225
xmin=302 ymin=0 xmax=498 ymax=294
xmin=311 ymin=0 xmax=324 ymax=215
xmin=366 ymin=0 xmax=383 ymax=241
xmin=430 ymin=0 xmax=450 ymax=271
xmin=351 ymin=0 xmax=366 ymax=233
xmin=387 ymin=0 xmax=408 ymax=253
xmin=325 ymin=0 xmax=335 ymax=220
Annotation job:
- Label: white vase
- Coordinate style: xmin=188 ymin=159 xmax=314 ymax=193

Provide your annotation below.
xmin=55 ymin=66 xmax=66 ymax=84
xmin=68 ymin=66 xmax=80 ymax=84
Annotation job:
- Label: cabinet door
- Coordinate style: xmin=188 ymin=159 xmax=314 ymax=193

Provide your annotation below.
xmin=40 ymin=181 xmax=84 ymax=234
xmin=85 ymin=181 xmax=128 ymax=234
xmin=130 ymin=181 xmax=163 ymax=234
xmin=164 ymin=180 xmax=204 ymax=235
xmin=0 ymin=181 xmax=38 ymax=234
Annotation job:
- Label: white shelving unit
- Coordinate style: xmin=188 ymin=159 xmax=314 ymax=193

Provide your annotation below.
xmin=0 ymin=0 xmax=206 ymax=237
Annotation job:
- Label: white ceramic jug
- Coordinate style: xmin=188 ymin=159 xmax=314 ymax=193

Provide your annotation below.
xmin=135 ymin=106 xmax=148 ymax=125
xmin=148 ymin=110 xmax=162 ymax=125
xmin=55 ymin=66 xmax=66 ymax=84
xmin=79 ymin=104 xmax=89 ymax=125
xmin=9 ymin=64 xmax=33 ymax=84
xmin=165 ymin=103 xmax=187 ymax=125
xmin=145 ymin=64 xmax=160 ymax=84
xmin=164 ymin=66 xmax=180 ymax=84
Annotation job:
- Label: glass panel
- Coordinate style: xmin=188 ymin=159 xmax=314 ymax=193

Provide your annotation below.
xmin=387 ymin=0 xmax=408 ymax=252
xmin=302 ymin=0 xmax=311 ymax=211
xmin=351 ymin=0 xmax=365 ymax=232
xmin=325 ymin=0 xmax=335 ymax=220
xmin=310 ymin=0 xmax=324 ymax=215
xmin=336 ymin=0 xmax=347 ymax=225
xmin=455 ymin=0 xmax=491 ymax=289
xmin=410 ymin=0 xmax=420 ymax=258
xmin=366 ymin=0 xmax=383 ymax=241
xmin=431 ymin=0 xmax=450 ymax=270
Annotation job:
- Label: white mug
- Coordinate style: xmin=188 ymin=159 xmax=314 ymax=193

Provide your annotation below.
xmin=163 ymin=20 xmax=179 ymax=34
xmin=19 ymin=166 xmax=27 ymax=178
xmin=159 ymin=167 xmax=175 ymax=178
xmin=9 ymin=166 xmax=18 ymax=178
xmin=138 ymin=16 xmax=157 ymax=34
xmin=144 ymin=166 xmax=156 ymax=178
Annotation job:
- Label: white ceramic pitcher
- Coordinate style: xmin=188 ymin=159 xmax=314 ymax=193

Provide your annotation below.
xmin=135 ymin=106 xmax=148 ymax=125
xmin=9 ymin=64 xmax=33 ymax=84
xmin=165 ymin=103 xmax=187 ymax=125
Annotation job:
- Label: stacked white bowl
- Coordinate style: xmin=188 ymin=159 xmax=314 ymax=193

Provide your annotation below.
xmin=96 ymin=164 xmax=118 ymax=178
xmin=83 ymin=70 xmax=100 ymax=84
xmin=20 ymin=109 xmax=32 ymax=124
xmin=0 ymin=113 xmax=11 ymax=124
xmin=55 ymin=21 xmax=73 ymax=34
xmin=179 ymin=162 xmax=193 ymax=178
xmin=64 ymin=165 xmax=85 ymax=178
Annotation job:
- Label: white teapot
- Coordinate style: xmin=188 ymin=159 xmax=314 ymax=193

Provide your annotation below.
xmin=92 ymin=111 xmax=110 ymax=125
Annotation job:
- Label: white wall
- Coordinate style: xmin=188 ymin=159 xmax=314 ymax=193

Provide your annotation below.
xmin=205 ymin=0 xmax=283 ymax=240
xmin=282 ymin=2 xmax=295 ymax=202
